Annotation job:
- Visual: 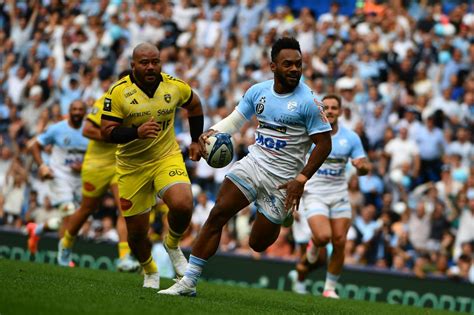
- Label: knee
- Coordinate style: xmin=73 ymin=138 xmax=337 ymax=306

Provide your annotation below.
xmin=167 ymin=198 xmax=193 ymax=215
xmin=249 ymin=239 xmax=269 ymax=253
xmin=332 ymin=235 xmax=347 ymax=249
xmin=314 ymin=234 xmax=331 ymax=247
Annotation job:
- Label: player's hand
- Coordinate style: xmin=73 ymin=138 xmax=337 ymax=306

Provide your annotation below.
xmin=137 ymin=117 xmax=160 ymax=139
xmin=198 ymin=129 xmax=217 ymax=158
xmin=189 ymin=142 xmax=201 ymax=161
xmin=278 ymin=174 xmax=308 ymax=212
xmin=70 ymin=162 xmax=82 ymax=173
xmin=39 ymin=164 xmax=54 ymax=180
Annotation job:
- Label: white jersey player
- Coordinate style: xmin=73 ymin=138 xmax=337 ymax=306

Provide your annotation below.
xmin=294 ymin=94 xmax=371 ymax=298
xmin=160 ymin=37 xmax=332 ymax=296
xmin=27 ymin=100 xmax=88 ymax=253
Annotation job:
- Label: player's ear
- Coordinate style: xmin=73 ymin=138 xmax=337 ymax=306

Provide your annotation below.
xmin=270 ymin=61 xmax=276 ymax=73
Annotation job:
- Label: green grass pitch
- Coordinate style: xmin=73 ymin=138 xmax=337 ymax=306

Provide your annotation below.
xmin=0 ymin=259 xmax=451 ymax=315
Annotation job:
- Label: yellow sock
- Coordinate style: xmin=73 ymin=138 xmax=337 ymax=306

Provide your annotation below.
xmin=140 ymin=256 xmax=158 ymax=274
xmin=165 ymin=227 xmax=183 ymax=249
xmin=118 ymin=242 xmax=130 ymax=259
xmin=61 ymin=230 xmax=75 ymax=249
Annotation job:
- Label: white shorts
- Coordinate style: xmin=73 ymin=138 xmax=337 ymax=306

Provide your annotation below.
xmin=300 ymin=191 xmax=352 ymax=219
xmin=49 ymin=176 xmax=82 ymax=216
xmin=226 ymin=156 xmax=288 ymax=224
xmin=292 ymin=213 xmax=312 ymax=244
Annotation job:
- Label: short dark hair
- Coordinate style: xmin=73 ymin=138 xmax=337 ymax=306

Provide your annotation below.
xmin=322 ymin=94 xmax=342 ymax=108
xmin=271 ymin=37 xmax=301 ymax=62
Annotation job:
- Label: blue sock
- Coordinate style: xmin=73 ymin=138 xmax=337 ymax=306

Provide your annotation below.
xmin=35 ymin=223 xmax=45 ymax=235
xmin=183 ymin=255 xmax=207 ymax=286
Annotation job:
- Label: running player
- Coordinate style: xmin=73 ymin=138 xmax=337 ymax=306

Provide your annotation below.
xmin=57 ymin=70 xmax=140 ymax=272
xmin=101 ymin=43 xmax=204 ymax=289
xmin=159 ymin=37 xmax=332 ymax=296
xmin=293 ymin=94 xmax=371 ymax=298
xmin=27 ymin=100 xmax=89 ymax=251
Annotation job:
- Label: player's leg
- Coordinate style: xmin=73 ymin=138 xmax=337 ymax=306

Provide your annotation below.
xmin=57 ymin=196 xmax=100 ymax=266
xmin=161 ymin=183 xmax=193 ymax=277
xmin=248 ymin=212 xmax=280 ymax=252
xmin=111 ymin=182 xmax=140 ymax=272
xmin=323 ymin=217 xmax=351 ymax=298
xmin=158 ymin=178 xmax=250 ymax=296
xmin=307 ymin=214 xmax=332 ymax=262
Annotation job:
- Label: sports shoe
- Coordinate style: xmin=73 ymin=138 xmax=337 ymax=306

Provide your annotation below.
xmin=26 ymin=223 xmax=40 ymax=254
xmin=57 ymin=240 xmax=72 ymax=267
xmin=143 ymin=272 xmax=160 ymax=289
xmin=282 ymin=212 xmax=294 ymax=228
xmin=158 ymin=278 xmax=196 ymax=297
xmin=117 ymin=254 xmax=141 ymax=273
xmin=163 ymin=242 xmax=187 ymax=278
xmin=322 ymin=290 xmax=340 ymax=299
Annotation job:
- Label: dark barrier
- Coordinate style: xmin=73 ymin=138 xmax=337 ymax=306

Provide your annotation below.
xmin=1 ymin=228 xmax=472 ymax=313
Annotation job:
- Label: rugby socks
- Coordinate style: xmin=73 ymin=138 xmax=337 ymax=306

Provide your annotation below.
xmin=165 ymin=227 xmax=182 ymax=249
xmin=324 ymin=272 xmax=340 ymax=292
xmin=118 ymin=242 xmax=130 ymax=259
xmin=34 ymin=223 xmax=45 ymax=235
xmin=61 ymin=230 xmax=76 ymax=249
xmin=140 ymin=255 xmax=158 ymax=274
xmin=183 ymin=255 xmax=207 ymax=286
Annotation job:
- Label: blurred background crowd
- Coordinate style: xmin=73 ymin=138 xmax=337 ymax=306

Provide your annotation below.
xmin=0 ymin=0 xmax=473 ymax=283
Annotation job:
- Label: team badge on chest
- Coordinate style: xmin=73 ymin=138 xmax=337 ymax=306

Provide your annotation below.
xmin=164 ymin=94 xmax=171 ymax=103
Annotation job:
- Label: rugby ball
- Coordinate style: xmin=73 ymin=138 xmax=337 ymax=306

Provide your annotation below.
xmin=205 ymin=133 xmax=234 ymax=168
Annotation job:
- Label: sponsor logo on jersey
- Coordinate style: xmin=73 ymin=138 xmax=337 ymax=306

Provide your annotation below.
xmin=258 ymin=121 xmax=287 ymax=133
xmin=157 ymin=108 xmax=174 ymax=116
xmin=255 ymin=133 xmax=287 ymax=150
xmin=124 ymin=89 xmax=137 ymax=98
xmin=274 ymin=115 xmax=299 ymax=126
xmin=130 ymin=99 xmax=139 ymax=104
xmin=287 ymin=101 xmax=297 ymax=112
xmin=256 ymin=96 xmax=266 ymax=114
xmin=103 ymin=98 xmax=112 ymax=112
xmin=129 ymin=111 xmax=151 ymax=118
xmin=169 ymin=169 xmax=187 ymax=177
xmin=317 ymin=168 xmax=344 ymax=176
xmin=164 ymin=93 xmax=171 ymax=103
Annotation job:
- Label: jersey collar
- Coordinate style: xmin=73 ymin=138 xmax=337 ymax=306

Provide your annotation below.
xmin=130 ymin=72 xmax=163 ymax=98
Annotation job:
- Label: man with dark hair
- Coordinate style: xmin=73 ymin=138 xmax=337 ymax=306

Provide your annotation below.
xmin=57 ymin=70 xmax=140 ymax=272
xmin=159 ymin=37 xmax=332 ymax=296
xmin=100 ymin=43 xmax=204 ymax=289
xmin=292 ymin=94 xmax=371 ymax=298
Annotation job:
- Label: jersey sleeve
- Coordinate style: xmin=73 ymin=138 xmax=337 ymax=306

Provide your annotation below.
xmin=302 ymin=99 xmax=332 ymax=135
xmin=175 ymin=79 xmax=192 ymax=107
xmin=86 ymin=96 xmax=104 ymax=127
xmin=350 ymin=132 xmax=366 ymax=160
xmin=102 ymin=82 xmax=125 ymax=122
xmin=37 ymin=124 xmax=57 ymax=146
xmin=235 ymin=86 xmax=256 ymax=120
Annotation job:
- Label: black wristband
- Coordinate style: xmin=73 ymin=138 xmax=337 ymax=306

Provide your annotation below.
xmin=188 ymin=115 xmax=204 ymax=143
xmin=110 ymin=126 xmax=138 ymax=144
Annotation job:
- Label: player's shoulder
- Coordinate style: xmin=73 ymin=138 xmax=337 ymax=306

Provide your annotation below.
xmin=296 ymin=81 xmax=317 ymax=99
xmin=245 ymin=80 xmax=273 ymax=97
xmin=339 ymin=125 xmax=361 ymax=141
xmin=161 ymin=72 xmax=189 ymax=86
xmin=108 ymin=75 xmax=133 ymax=95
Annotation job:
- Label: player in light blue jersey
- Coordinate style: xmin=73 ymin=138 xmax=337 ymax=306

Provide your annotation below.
xmin=26 ymin=100 xmax=88 ymax=254
xmin=293 ymin=94 xmax=371 ymax=298
xmin=159 ymin=37 xmax=332 ymax=296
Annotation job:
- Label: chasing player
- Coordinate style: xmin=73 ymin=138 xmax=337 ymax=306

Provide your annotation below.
xmin=57 ymin=70 xmax=140 ymax=272
xmin=159 ymin=37 xmax=332 ymax=296
xmin=27 ymin=100 xmax=89 ymax=251
xmin=101 ymin=43 xmax=204 ymax=289
xmin=293 ymin=94 xmax=371 ymax=298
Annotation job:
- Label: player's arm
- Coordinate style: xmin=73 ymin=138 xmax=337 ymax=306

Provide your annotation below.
xmin=278 ymin=131 xmax=332 ymax=211
xmin=83 ymin=119 xmax=104 ymax=141
xmin=30 ymin=138 xmax=53 ymax=179
xmin=351 ymin=157 xmax=371 ymax=176
xmin=181 ymin=91 xmax=204 ymax=161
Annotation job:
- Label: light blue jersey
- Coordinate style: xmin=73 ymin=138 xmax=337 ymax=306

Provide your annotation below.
xmin=37 ymin=120 xmax=89 ymax=180
xmin=237 ymin=80 xmax=331 ymax=179
xmin=305 ymin=125 xmax=366 ymax=195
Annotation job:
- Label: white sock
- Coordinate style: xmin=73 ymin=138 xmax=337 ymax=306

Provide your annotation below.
xmin=306 ymin=245 xmax=320 ymax=264
xmin=324 ymin=272 xmax=340 ymax=292
xmin=34 ymin=223 xmax=45 ymax=235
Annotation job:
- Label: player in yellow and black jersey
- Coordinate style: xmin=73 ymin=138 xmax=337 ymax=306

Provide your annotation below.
xmin=56 ymin=71 xmax=140 ymax=272
xmin=101 ymin=43 xmax=204 ymax=289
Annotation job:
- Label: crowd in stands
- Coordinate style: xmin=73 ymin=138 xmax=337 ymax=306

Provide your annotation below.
xmin=0 ymin=0 xmax=472 ymax=283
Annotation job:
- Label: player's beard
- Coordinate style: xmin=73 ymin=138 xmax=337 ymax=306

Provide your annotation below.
xmin=275 ymin=71 xmax=300 ymax=92
xmin=70 ymin=115 xmax=83 ymax=128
